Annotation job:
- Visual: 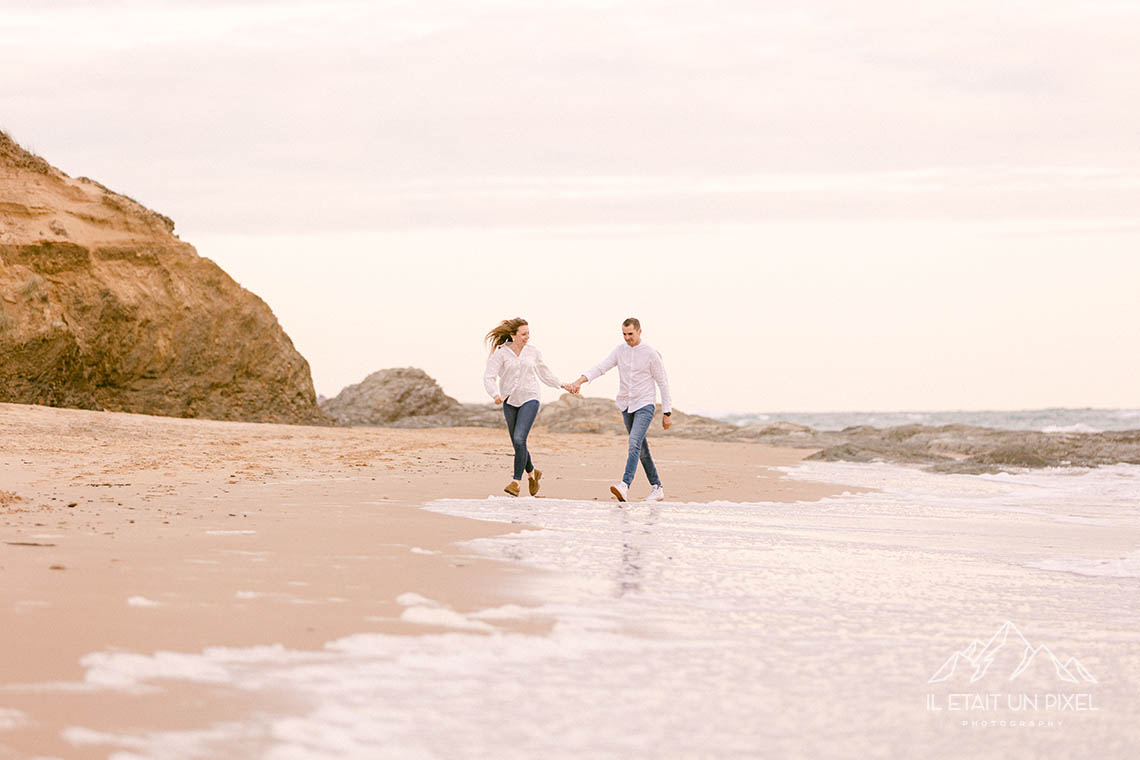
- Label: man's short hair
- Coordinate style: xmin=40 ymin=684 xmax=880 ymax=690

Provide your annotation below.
xmin=622 ymin=317 xmax=641 ymax=329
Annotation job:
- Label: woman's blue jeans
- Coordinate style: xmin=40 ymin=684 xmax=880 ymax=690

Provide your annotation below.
xmin=621 ymin=403 xmax=661 ymax=487
xmin=502 ymin=399 xmax=539 ymax=481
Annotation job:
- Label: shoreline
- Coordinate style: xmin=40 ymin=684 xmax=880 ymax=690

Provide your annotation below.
xmin=1 ymin=402 xmax=852 ymax=757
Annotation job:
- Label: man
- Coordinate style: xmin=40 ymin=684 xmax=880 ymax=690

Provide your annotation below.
xmin=569 ymin=317 xmax=673 ymax=502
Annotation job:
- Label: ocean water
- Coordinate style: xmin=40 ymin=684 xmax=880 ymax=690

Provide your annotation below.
xmin=32 ymin=462 xmax=1140 ymax=758
xmin=715 ymin=407 xmax=1140 ymax=433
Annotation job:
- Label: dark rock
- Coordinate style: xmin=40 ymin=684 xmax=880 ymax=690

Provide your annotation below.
xmin=806 ymin=442 xmax=954 ymax=465
xmin=321 ymin=368 xmax=460 ymax=425
xmin=323 ymin=362 xmax=1140 ymax=474
xmin=536 ymin=393 xmax=741 ymax=439
xmin=388 ymin=402 xmax=503 ymax=429
xmin=537 ymin=394 xmax=632 ymax=435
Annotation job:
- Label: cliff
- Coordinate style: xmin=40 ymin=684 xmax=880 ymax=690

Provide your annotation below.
xmin=0 ymin=131 xmax=326 ymax=424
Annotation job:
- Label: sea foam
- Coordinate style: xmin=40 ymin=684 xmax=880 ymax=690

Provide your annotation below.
xmin=42 ymin=462 xmax=1140 ymax=758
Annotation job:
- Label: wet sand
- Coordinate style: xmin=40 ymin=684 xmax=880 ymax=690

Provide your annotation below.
xmin=0 ymin=402 xmax=849 ymax=758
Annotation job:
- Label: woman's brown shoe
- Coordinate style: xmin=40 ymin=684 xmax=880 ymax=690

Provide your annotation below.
xmin=528 ymin=469 xmax=542 ymax=496
xmin=504 ymin=481 xmax=521 ymax=497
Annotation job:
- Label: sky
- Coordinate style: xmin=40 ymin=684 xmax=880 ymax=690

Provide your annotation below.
xmin=3 ymin=0 xmax=1139 ymax=414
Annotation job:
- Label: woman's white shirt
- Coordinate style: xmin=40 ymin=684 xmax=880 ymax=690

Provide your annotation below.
xmin=484 ymin=343 xmax=563 ymax=407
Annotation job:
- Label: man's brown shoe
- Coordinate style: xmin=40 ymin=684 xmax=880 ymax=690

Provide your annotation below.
xmin=528 ymin=469 xmax=542 ymax=496
xmin=504 ymin=481 xmax=521 ymax=497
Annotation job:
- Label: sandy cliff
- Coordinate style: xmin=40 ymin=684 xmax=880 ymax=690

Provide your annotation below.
xmin=0 ymin=131 xmax=325 ymax=424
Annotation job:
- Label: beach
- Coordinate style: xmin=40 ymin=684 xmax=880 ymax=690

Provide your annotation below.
xmin=3 ymin=402 xmax=1140 ymax=758
xmin=5 ymin=0 xmax=1139 ymax=754
xmin=1 ymin=402 xmax=844 ymax=758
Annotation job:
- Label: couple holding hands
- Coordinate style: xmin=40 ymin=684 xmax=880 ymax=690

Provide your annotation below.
xmin=483 ymin=316 xmax=673 ymax=503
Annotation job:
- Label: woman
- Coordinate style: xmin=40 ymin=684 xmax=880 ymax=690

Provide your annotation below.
xmin=483 ymin=317 xmax=571 ymax=497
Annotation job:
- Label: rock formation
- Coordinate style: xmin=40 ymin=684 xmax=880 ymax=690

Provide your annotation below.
xmin=0 ymin=130 xmax=325 ymax=424
xmin=536 ymin=392 xmax=740 ymax=438
xmin=322 ymin=364 xmax=1140 ymax=474
xmin=388 ymin=403 xmax=504 ymax=429
xmin=320 ymin=368 xmax=749 ymax=436
xmin=803 ymin=424 xmax=1140 ymax=473
xmin=320 ymin=368 xmax=463 ymax=426
xmin=535 ymin=394 xmax=628 ymax=435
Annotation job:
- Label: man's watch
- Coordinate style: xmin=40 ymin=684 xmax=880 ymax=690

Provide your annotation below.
xmin=663 ymin=412 xmax=671 ymax=416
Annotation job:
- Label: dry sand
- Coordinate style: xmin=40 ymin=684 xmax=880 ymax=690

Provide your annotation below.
xmin=0 ymin=402 xmax=849 ymax=758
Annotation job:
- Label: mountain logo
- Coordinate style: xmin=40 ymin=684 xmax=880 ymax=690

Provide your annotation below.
xmin=929 ymin=621 xmax=1097 ymax=685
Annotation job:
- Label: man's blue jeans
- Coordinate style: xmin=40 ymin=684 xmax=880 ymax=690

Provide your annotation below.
xmin=621 ymin=403 xmax=661 ymax=487
xmin=503 ymin=399 xmax=539 ymax=481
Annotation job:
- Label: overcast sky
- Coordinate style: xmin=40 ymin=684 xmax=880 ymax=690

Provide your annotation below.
xmin=3 ymin=0 xmax=1138 ymax=413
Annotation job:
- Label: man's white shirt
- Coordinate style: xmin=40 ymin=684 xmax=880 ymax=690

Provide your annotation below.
xmin=483 ymin=343 xmax=563 ymax=407
xmin=584 ymin=342 xmax=672 ymax=414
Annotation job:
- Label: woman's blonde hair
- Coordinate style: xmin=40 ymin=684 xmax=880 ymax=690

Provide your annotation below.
xmin=485 ymin=317 xmax=528 ymax=354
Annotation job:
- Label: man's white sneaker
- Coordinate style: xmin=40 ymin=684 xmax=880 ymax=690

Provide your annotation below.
xmin=647 ymin=484 xmax=665 ymax=502
xmin=609 ymin=481 xmax=629 ymax=502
